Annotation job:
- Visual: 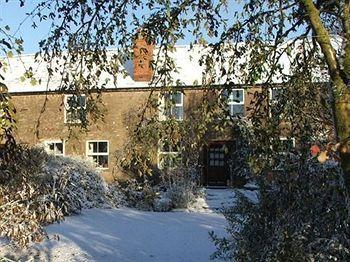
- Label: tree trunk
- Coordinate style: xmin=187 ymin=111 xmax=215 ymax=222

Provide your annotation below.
xmin=334 ymin=88 xmax=350 ymax=188
xmin=301 ymin=0 xmax=350 ymax=189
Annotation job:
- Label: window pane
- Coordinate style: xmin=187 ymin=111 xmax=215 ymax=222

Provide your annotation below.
xmin=171 ymin=92 xmax=182 ymax=104
xmin=78 ymin=96 xmax=86 ymax=107
xmin=88 ymin=142 xmax=98 ymax=153
xmin=229 ymin=90 xmax=244 ymax=103
xmin=98 ymin=142 xmax=108 ymax=153
xmin=55 ymin=143 xmax=63 ymax=155
xmin=98 ymin=155 xmax=109 ymax=168
xmin=230 ymin=105 xmax=244 ymax=116
xmin=48 ymin=143 xmax=55 ymax=152
xmin=65 ymin=95 xmax=86 ymax=123
xmin=271 ymin=88 xmax=282 ymax=102
xmin=67 ymin=96 xmax=76 ymax=108
xmin=171 ymin=106 xmax=183 ymax=120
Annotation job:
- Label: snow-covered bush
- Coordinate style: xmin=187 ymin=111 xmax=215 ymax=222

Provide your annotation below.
xmin=118 ymin=179 xmax=157 ymax=211
xmin=0 ymin=146 xmax=120 ymax=247
xmin=117 ymin=166 xmax=200 ymax=211
xmin=210 ymin=159 xmax=350 ymax=261
xmin=153 ymin=195 xmax=173 ymax=212
xmin=43 ymin=155 xmax=120 ymax=211
xmin=162 ymin=166 xmax=199 ymax=209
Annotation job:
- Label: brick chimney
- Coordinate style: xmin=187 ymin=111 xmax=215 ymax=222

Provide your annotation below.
xmin=133 ymin=32 xmax=154 ymax=82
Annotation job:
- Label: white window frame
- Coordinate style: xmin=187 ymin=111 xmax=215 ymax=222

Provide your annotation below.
xmin=43 ymin=140 xmax=65 ymax=156
xmin=270 ymin=137 xmax=296 ymax=153
xmin=86 ymin=140 xmax=109 ymax=169
xmin=224 ymin=88 xmax=245 ymax=117
xmin=279 ymin=137 xmax=296 ymax=149
xmin=159 ymin=92 xmax=184 ymax=121
xmin=157 ymin=140 xmax=181 ymax=169
xmin=64 ymin=94 xmax=87 ymax=124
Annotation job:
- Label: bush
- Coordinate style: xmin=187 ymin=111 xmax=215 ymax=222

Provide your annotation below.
xmin=210 ymin=159 xmax=350 ymax=261
xmin=153 ymin=196 xmax=173 ymax=212
xmin=117 ymin=165 xmax=200 ymax=211
xmin=118 ymin=179 xmax=157 ymax=211
xmin=0 ymin=146 xmax=120 ymax=247
xmin=162 ymin=166 xmax=199 ymax=209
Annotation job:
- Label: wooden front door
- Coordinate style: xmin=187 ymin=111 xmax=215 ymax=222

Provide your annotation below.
xmin=205 ymin=142 xmax=231 ymax=186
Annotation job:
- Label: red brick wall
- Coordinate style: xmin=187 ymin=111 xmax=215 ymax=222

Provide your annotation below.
xmin=11 ymin=87 xmax=259 ymax=181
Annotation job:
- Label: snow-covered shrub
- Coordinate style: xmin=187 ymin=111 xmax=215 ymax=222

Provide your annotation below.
xmin=210 ymin=159 xmax=350 ymax=261
xmin=0 ymin=146 xmax=120 ymax=247
xmin=43 ymin=155 xmax=119 ymax=211
xmin=153 ymin=195 xmax=173 ymax=212
xmin=117 ymin=166 xmax=200 ymax=211
xmin=162 ymin=166 xmax=199 ymax=209
xmin=118 ymin=179 xmax=157 ymax=211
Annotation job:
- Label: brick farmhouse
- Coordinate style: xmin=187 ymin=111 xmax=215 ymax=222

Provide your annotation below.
xmin=2 ymin=37 xmax=314 ymax=186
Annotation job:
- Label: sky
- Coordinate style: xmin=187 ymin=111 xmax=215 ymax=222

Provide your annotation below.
xmin=0 ymin=0 xmax=238 ymax=54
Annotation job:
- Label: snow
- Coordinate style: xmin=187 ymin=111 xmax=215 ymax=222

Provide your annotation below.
xmin=2 ymin=188 xmax=253 ymax=262
xmin=189 ymin=188 xmax=258 ymax=212
xmin=3 ymin=38 xmax=335 ymax=94
xmin=34 ymin=208 xmax=227 ymax=262
xmin=188 ymin=188 xmax=237 ymax=212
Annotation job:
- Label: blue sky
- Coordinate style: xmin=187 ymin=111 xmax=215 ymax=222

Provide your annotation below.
xmin=0 ymin=0 xmax=237 ymax=54
xmin=0 ymin=0 xmax=49 ymax=53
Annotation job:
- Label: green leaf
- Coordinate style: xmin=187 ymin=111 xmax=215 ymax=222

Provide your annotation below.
xmin=30 ymin=78 xmax=38 ymax=86
xmin=7 ymin=51 xmax=13 ymax=58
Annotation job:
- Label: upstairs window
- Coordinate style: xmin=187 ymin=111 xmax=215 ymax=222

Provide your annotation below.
xmin=157 ymin=140 xmax=181 ymax=169
xmin=44 ymin=140 xmax=64 ymax=156
xmin=64 ymin=94 xmax=87 ymax=124
xmin=159 ymin=92 xmax=184 ymax=121
xmin=269 ymin=88 xmax=284 ymax=116
xmin=270 ymin=88 xmax=282 ymax=103
xmin=223 ymin=89 xmax=245 ymax=117
xmin=86 ymin=140 xmax=109 ymax=168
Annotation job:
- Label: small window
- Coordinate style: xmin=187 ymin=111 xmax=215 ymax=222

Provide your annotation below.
xmin=223 ymin=89 xmax=245 ymax=117
xmin=270 ymin=88 xmax=282 ymax=103
xmin=159 ymin=92 xmax=184 ymax=121
xmin=157 ymin=140 xmax=181 ymax=169
xmin=64 ymin=94 xmax=87 ymax=124
xmin=279 ymin=137 xmax=295 ymax=152
xmin=44 ymin=140 xmax=64 ymax=156
xmin=86 ymin=140 xmax=109 ymax=168
xmin=272 ymin=137 xmax=296 ymax=153
xmin=269 ymin=88 xmax=284 ymax=116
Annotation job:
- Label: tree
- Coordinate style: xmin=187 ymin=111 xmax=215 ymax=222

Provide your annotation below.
xmin=0 ymin=0 xmax=25 ymax=158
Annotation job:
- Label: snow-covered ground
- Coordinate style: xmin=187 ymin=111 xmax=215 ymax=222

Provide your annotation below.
xmin=1 ymin=188 xmax=257 ymax=262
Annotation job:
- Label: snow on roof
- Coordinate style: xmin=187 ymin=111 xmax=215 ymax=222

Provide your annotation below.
xmin=2 ymin=40 xmax=334 ymax=94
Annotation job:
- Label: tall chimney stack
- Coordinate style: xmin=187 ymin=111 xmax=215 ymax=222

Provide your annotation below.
xmin=133 ymin=31 xmax=154 ymax=82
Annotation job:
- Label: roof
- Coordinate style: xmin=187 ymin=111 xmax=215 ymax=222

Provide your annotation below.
xmin=1 ymin=40 xmax=335 ymax=94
